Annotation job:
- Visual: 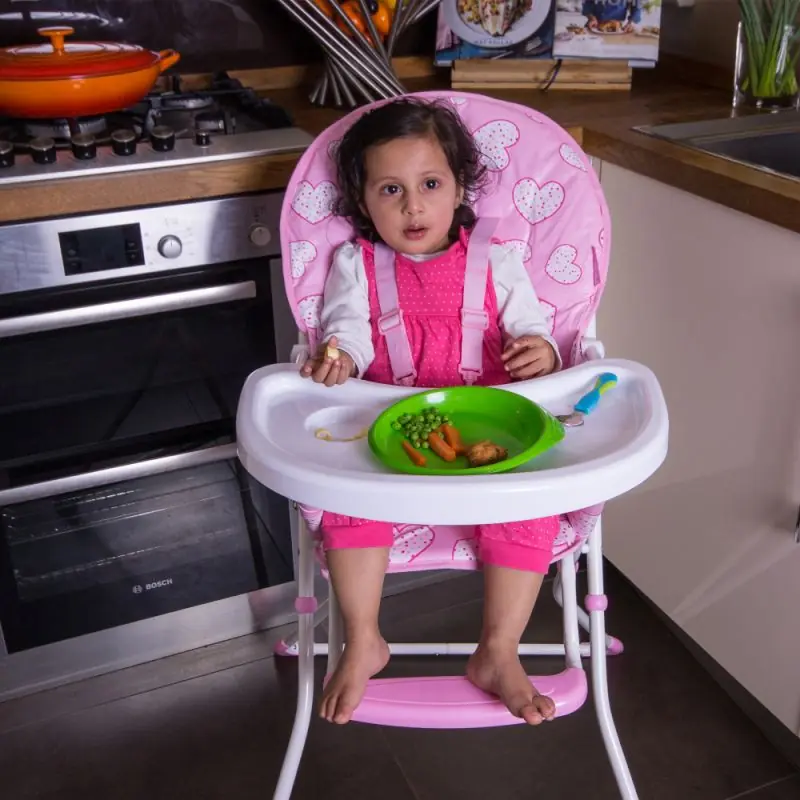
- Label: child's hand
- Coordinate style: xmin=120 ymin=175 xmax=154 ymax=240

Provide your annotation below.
xmin=501 ymin=336 xmax=557 ymax=380
xmin=300 ymin=336 xmax=356 ymax=387
xmin=586 ymin=15 xmax=598 ymax=29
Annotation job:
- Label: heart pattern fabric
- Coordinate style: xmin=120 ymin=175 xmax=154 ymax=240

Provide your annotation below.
xmin=473 ymin=120 xmax=519 ymax=171
xmin=491 ymin=239 xmax=532 ymax=263
xmin=390 ymin=525 xmax=435 ymax=564
xmin=291 ymin=180 xmax=337 ymax=225
xmin=290 ymin=240 xmax=317 ymax=281
xmin=545 ymin=244 xmax=582 ymax=285
xmin=513 ymin=178 xmax=565 ymax=224
xmin=559 ymin=143 xmax=587 ymax=171
xmin=298 ymin=294 xmax=323 ymax=329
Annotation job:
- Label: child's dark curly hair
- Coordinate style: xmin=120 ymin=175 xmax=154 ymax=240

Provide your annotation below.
xmin=333 ymin=98 xmax=489 ymax=242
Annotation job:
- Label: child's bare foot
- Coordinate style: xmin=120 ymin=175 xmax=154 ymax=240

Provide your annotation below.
xmin=466 ymin=642 xmax=556 ymax=725
xmin=319 ymin=635 xmax=390 ymax=724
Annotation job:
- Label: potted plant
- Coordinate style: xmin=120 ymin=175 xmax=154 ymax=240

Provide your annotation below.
xmin=735 ymin=0 xmax=800 ymax=108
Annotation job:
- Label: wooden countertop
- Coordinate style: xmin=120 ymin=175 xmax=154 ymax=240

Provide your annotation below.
xmin=2 ymin=70 xmax=799 ymax=235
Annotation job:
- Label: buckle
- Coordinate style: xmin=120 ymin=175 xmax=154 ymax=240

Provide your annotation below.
xmin=378 ymin=309 xmax=404 ymax=334
xmin=459 ymin=369 xmax=481 ymax=386
xmin=461 ymin=309 xmax=489 ymax=331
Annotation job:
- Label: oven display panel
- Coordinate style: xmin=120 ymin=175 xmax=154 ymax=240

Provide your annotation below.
xmin=58 ymin=224 xmax=145 ymax=276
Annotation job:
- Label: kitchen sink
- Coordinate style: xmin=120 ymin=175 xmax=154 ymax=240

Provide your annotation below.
xmin=634 ymin=111 xmax=800 ymax=180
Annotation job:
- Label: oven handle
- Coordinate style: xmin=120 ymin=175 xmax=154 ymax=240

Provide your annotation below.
xmin=0 ymin=443 xmax=238 ymax=506
xmin=0 ymin=281 xmax=257 ymax=339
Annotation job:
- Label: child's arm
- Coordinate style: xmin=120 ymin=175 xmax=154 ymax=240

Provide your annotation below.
xmin=490 ymin=247 xmax=562 ymax=377
xmin=301 ymin=242 xmax=374 ymax=385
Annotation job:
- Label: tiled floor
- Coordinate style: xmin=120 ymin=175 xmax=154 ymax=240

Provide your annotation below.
xmin=1 ymin=565 xmax=798 ymax=800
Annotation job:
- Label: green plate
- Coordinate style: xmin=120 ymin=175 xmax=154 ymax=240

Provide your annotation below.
xmin=368 ymin=386 xmax=565 ymax=476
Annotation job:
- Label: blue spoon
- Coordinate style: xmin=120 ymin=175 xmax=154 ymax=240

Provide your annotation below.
xmin=557 ymin=372 xmax=618 ymax=427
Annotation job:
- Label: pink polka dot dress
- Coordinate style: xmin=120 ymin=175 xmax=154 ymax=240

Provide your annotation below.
xmin=322 ymin=227 xmax=559 ymax=575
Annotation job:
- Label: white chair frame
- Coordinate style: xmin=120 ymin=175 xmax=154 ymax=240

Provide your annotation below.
xmin=266 ymin=328 xmax=640 ymax=800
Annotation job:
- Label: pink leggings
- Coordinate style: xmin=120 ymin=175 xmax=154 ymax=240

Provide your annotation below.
xmin=321 ymin=513 xmax=560 ymax=574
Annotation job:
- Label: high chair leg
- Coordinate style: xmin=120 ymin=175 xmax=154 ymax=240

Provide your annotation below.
xmin=274 ymin=599 xmax=330 ymax=656
xmin=553 ymin=555 xmax=625 ymax=656
xmin=586 ymin=522 xmax=638 ymax=800
xmin=557 ymin=553 xmax=583 ymax=670
xmin=273 ymin=519 xmax=317 ymax=800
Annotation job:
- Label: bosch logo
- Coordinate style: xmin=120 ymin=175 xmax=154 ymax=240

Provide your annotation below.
xmin=132 ymin=578 xmax=173 ymax=595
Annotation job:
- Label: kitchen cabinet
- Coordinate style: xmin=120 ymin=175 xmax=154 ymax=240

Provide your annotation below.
xmin=595 ymin=161 xmax=800 ymax=737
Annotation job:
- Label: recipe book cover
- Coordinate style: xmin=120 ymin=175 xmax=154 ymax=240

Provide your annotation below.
xmin=552 ymin=0 xmax=662 ymax=63
xmin=434 ymin=0 xmax=556 ymax=67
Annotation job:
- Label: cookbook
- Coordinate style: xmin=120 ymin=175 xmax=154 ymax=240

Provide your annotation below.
xmin=552 ymin=0 xmax=662 ymax=63
xmin=434 ymin=0 xmax=556 ymax=67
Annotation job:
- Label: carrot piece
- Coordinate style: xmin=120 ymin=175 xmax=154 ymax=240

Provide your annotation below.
xmin=402 ymin=439 xmax=427 ymax=467
xmin=428 ymin=431 xmax=457 ymax=462
xmin=441 ymin=423 xmax=467 ymax=455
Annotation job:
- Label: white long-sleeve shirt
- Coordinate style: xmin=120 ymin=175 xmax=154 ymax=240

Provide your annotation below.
xmin=320 ymin=241 xmax=561 ymax=378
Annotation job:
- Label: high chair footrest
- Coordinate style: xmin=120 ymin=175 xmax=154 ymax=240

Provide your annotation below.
xmin=348 ymin=668 xmax=587 ymax=729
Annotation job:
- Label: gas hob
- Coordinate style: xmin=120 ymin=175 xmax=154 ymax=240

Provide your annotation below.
xmin=0 ymin=73 xmax=313 ymax=187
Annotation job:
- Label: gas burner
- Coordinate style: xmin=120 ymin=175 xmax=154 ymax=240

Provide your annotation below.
xmin=195 ymin=110 xmax=234 ymax=134
xmin=160 ymin=95 xmax=215 ymax=112
xmin=24 ymin=116 xmax=108 ymax=142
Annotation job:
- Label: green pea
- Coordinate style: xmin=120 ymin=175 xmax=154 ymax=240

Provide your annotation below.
xmin=422 ymin=441 xmax=430 ymax=449
xmin=392 ymin=421 xmax=401 ymax=431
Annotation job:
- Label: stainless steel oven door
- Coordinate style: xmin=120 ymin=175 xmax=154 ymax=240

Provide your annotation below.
xmin=0 ymin=261 xmax=294 ymax=657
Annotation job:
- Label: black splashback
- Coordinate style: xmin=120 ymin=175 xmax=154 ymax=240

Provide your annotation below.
xmin=0 ymin=1 xmax=435 ymax=73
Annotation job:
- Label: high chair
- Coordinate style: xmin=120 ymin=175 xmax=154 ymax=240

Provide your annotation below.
xmin=236 ymin=92 xmax=669 ymax=800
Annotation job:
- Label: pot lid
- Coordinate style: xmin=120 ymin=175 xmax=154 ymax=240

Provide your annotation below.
xmin=0 ymin=27 xmax=160 ymax=80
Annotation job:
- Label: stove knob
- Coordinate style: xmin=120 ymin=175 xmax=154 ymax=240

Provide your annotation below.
xmin=194 ymin=130 xmax=211 ymax=147
xmin=151 ymin=125 xmax=176 ymax=153
xmin=71 ymin=132 xmax=97 ymax=160
xmin=248 ymin=224 xmax=272 ymax=248
xmin=111 ymin=129 xmax=137 ymax=157
xmin=30 ymin=137 xmax=56 ymax=165
xmin=0 ymin=141 xmax=14 ymax=168
xmin=157 ymin=234 xmax=183 ymax=259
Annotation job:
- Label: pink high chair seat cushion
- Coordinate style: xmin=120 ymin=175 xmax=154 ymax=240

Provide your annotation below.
xmin=299 ymin=509 xmax=600 ymax=575
xmin=281 ymin=90 xmax=610 ymax=367
xmin=282 ymin=91 xmax=611 ymax=543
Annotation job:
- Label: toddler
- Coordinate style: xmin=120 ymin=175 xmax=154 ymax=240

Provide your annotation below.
xmin=301 ymin=98 xmax=561 ymax=727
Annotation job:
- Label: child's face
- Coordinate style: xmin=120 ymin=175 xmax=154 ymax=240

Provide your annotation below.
xmin=361 ymin=134 xmax=464 ymax=255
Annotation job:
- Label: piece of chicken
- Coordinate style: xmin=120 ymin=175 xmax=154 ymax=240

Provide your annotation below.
xmin=466 ymin=440 xmax=508 ymax=467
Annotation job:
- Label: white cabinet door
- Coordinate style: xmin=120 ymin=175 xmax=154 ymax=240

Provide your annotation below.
xmin=597 ymin=162 xmax=800 ymax=736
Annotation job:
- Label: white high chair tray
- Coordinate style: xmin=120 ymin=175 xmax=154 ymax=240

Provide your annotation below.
xmin=237 ymin=359 xmax=668 ymax=525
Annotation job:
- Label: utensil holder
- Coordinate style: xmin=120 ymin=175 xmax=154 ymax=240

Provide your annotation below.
xmin=276 ymin=0 xmax=441 ymax=108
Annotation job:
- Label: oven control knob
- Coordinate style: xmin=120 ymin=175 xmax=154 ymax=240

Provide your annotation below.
xmin=0 ymin=140 xmax=14 ymax=168
xmin=157 ymin=235 xmax=183 ymax=259
xmin=151 ymin=125 xmax=176 ymax=152
xmin=71 ymin=132 xmax=97 ymax=160
xmin=248 ymin=224 xmax=272 ymax=247
xmin=30 ymin=137 xmax=56 ymax=165
xmin=111 ymin=129 xmax=137 ymax=157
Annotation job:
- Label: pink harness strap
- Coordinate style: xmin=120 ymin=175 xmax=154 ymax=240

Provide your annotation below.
xmin=459 ymin=217 xmax=497 ymax=385
xmin=373 ymin=218 xmax=499 ymax=387
xmin=373 ymin=242 xmax=417 ymax=386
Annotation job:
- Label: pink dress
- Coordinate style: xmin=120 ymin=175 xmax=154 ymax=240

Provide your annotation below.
xmin=321 ymin=227 xmax=559 ymax=574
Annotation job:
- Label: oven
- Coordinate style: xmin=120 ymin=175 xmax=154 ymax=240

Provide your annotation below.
xmin=0 ymin=192 xmax=300 ymax=697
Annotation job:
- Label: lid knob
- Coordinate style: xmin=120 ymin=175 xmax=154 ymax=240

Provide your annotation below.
xmin=37 ymin=27 xmax=75 ymax=55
